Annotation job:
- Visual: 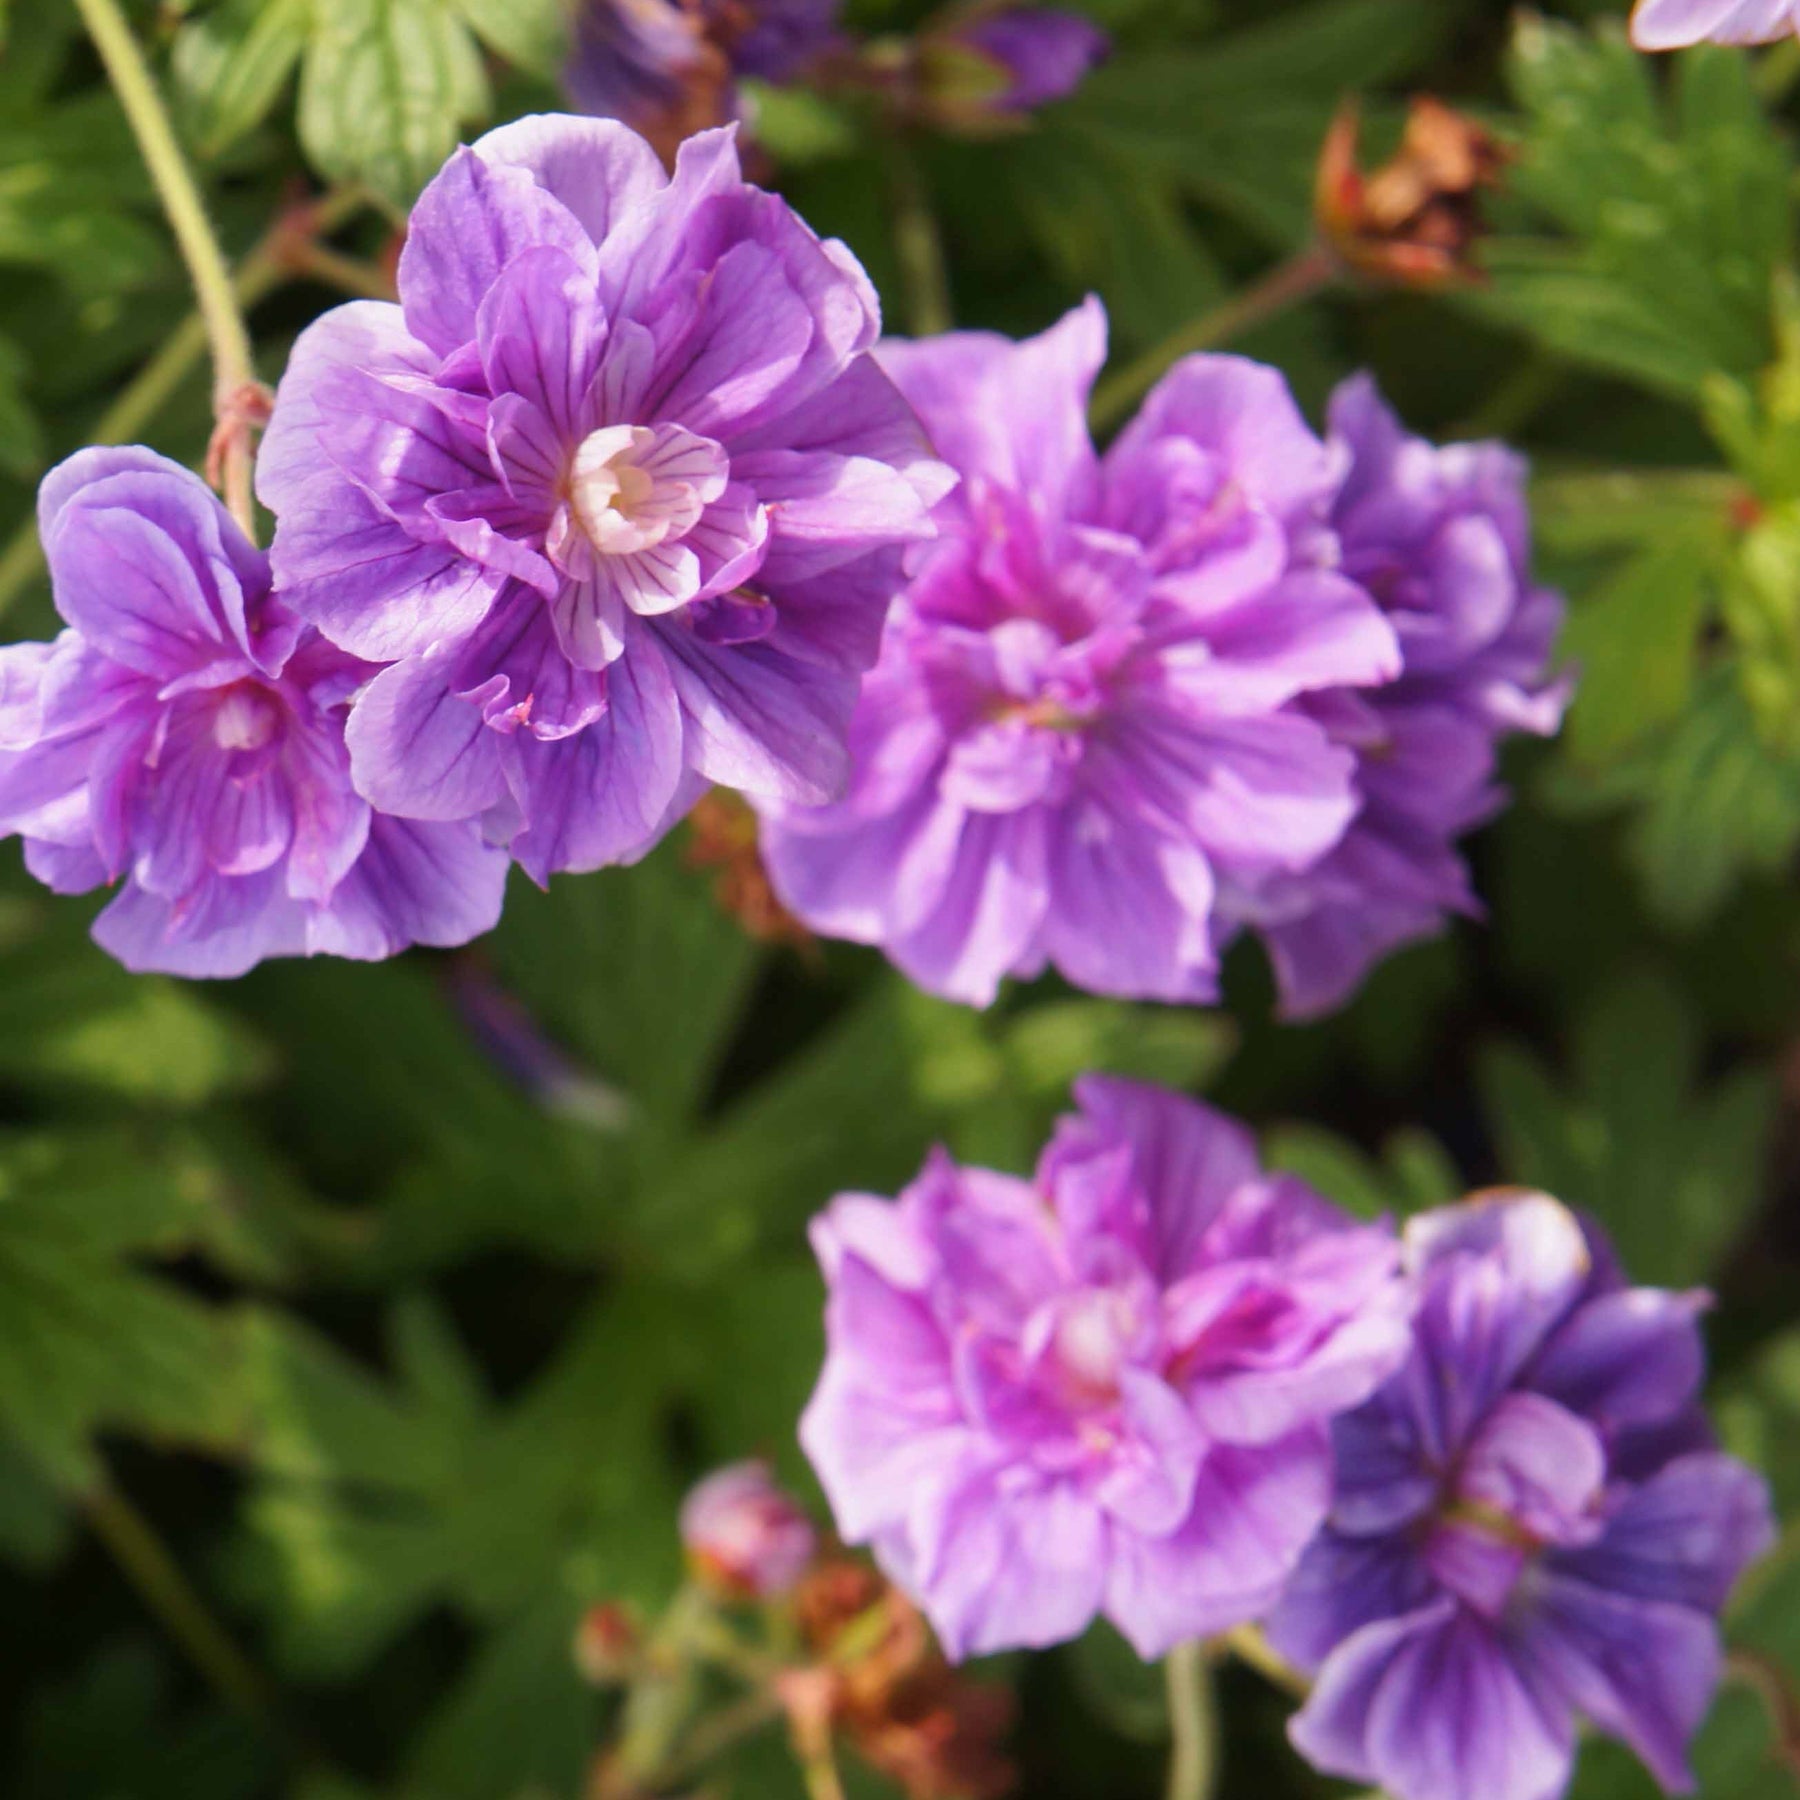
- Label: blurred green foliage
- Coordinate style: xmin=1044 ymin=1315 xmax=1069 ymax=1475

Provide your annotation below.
xmin=1 ymin=0 xmax=1799 ymax=1796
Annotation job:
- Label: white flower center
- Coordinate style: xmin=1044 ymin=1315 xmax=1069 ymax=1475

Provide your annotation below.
xmin=568 ymin=422 xmax=730 ymax=558
xmin=212 ymin=683 xmax=281 ymax=752
xmin=1053 ymin=1287 xmax=1141 ymax=1400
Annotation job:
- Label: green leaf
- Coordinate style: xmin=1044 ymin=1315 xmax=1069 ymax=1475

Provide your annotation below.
xmin=1477 ymin=967 xmax=1775 ymax=1284
xmin=0 ymin=1134 xmax=246 ymax=1493
xmin=1264 ymin=1123 xmax=1461 ymax=1220
xmin=0 ymin=333 xmax=43 ymax=479
xmin=298 ymin=0 xmax=492 ymax=207
xmin=16 ymin=1640 xmax=273 ymax=1800
xmin=236 ymin=1290 xmax=684 ymax=1676
xmin=1065 ymin=1622 xmax=1170 ymax=1744
xmin=1473 ymin=23 xmax=1791 ymax=398
xmin=1551 ymin=666 xmax=1800 ymax=927
xmin=1065 ymin=0 xmax=1452 ymax=245
xmin=170 ymin=0 xmax=311 ymax=157
xmin=1558 ymin=523 xmax=1717 ymax=763
xmin=451 ymin=0 xmax=568 ymax=77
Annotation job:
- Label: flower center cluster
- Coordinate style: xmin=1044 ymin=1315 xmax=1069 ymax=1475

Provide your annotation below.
xmin=568 ymin=422 xmax=730 ymax=559
xmin=210 ymin=682 xmax=283 ymax=754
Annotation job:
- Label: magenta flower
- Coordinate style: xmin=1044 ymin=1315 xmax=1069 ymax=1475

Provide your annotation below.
xmin=756 ymin=301 xmax=1400 ymax=1006
xmin=257 ymin=115 xmax=949 ymax=884
xmin=1631 ymin=0 xmax=1800 ymax=47
xmin=948 ymin=6 xmax=1109 ymax=112
xmin=799 ymin=1075 xmax=1413 ymax=1660
xmin=1221 ymin=376 xmax=1567 ymax=1019
xmin=680 ymin=1460 xmax=818 ymax=1599
xmin=1269 ymin=1193 xmax=1774 ymax=1800
xmin=0 ymin=448 xmax=507 ymax=977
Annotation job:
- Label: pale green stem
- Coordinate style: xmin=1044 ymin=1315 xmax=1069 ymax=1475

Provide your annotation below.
xmin=1089 ymin=245 xmax=1337 ymax=435
xmin=1164 ymin=1641 xmax=1219 ymax=1800
xmin=74 ymin=0 xmax=261 ymax=536
xmin=0 ymin=191 xmax=366 ymax=620
xmin=1218 ymin=1622 xmax=1311 ymax=1701
xmin=885 ymin=133 xmax=954 ymax=337
xmin=83 ymin=1480 xmax=278 ymax=1726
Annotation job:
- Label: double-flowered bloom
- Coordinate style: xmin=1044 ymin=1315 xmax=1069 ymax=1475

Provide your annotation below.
xmin=1631 ymin=0 xmax=1800 ymax=45
xmin=1221 ymin=376 xmax=1568 ymax=1017
xmin=1270 ymin=1192 xmax=1774 ymax=1800
xmin=800 ymin=1075 xmax=1415 ymax=1659
xmin=759 ymin=300 xmax=1565 ymax=1014
xmin=258 ymin=114 xmax=949 ymax=885
xmin=758 ymin=302 xmax=1405 ymax=1006
xmin=0 ymin=450 xmax=507 ymax=975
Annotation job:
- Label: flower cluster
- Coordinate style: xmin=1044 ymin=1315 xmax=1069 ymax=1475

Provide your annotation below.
xmin=1631 ymin=0 xmax=1800 ymax=46
xmin=0 ymin=117 xmax=945 ymax=975
xmin=801 ymin=1084 xmax=1774 ymax=1800
xmin=0 ymin=449 xmax=507 ymax=976
xmin=801 ymin=1074 xmax=1415 ymax=1657
xmin=1271 ymin=1191 xmax=1775 ymax=1800
xmin=759 ymin=301 xmax=1563 ymax=1013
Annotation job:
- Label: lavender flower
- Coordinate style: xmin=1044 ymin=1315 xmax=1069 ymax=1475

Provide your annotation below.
xmin=1631 ymin=0 xmax=1800 ymax=47
xmin=1221 ymin=376 xmax=1567 ymax=1019
xmin=0 ymin=448 xmax=507 ymax=976
xmin=680 ymin=1459 xmax=818 ymax=1598
xmin=257 ymin=115 xmax=950 ymax=885
xmin=566 ymin=0 xmax=842 ymax=156
xmin=1269 ymin=1192 xmax=1774 ymax=1800
xmin=941 ymin=6 xmax=1109 ymax=113
xmin=756 ymin=302 xmax=1401 ymax=1006
xmin=800 ymin=1075 xmax=1414 ymax=1660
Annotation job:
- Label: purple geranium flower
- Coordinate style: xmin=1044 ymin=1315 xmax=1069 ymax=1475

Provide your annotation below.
xmin=0 ymin=448 xmax=507 ymax=976
xmin=566 ymin=0 xmax=842 ymax=153
xmin=1632 ymin=0 xmax=1800 ymax=46
xmin=949 ymin=6 xmax=1109 ymax=112
xmin=800 ymin=1074 xmax=1414 ymax=1660
xmin=1221 ymin=376 xmax=1567 ymax=1019
xmin=756 ymin=301 xmax=1401 ymax=1006
xmin=257 ymin=115 xmax=949 ymax=884
xmin=1269 ymin=1192 xmax=1774 ymax=1800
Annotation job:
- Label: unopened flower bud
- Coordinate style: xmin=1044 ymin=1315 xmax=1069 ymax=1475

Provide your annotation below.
xmin=1315 ymin=96 xmax=1508 ymax=290
xmin=573 ymin=1601 xmax=642 ymax=1685
xmin=680 ymin=1461 xmax=817 ymax=1600
xmin=913 ymin=5 xmax=1107 ymax=134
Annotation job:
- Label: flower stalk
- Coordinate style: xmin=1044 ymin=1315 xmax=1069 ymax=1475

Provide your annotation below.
xmin=884 ymin=132 xmax=956 ymax=337
xmin=1088 ymin=244 xmax=1337 ymax=434
xmin=73 ymin=0 xmax=263 ymax=537
xmin=0 ymin=189 xmax=367 ymax=620
xmin=83 ymin=1479 xmax=279 ymax=1728
xmin=1164 ymin=1641 xmax=1219 ymax=1800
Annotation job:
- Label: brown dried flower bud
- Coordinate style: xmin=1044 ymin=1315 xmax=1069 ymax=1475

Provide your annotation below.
xmin=791 ymin=1554 xmax=1015 ymax=1800
xmin=573 ymin=1601 xmax=643 ymax=1686
xmin=684 ymin=788 xmax=814 ymax=950
xmin=1315 ymin=96 xmax=1509 ymax=290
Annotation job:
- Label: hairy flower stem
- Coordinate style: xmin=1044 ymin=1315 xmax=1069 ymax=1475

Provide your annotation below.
xmin=1088 ymin=244 xmax=1337 ymax=435
xmin=884 ymin=133 xmax=955 ymax=336
xmin=0 ymin=190 xmax=366 ymax=620
xmin=1164 ymin=1641 xmax=1219 ymax=1800
xmin=83 ymin=1479 xmax=281 ymax=1728
xmin=1219 ymin=1623 xmax=1312 ymax=1700
xmin=74 ymin=0 xmax=263 ymax=537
